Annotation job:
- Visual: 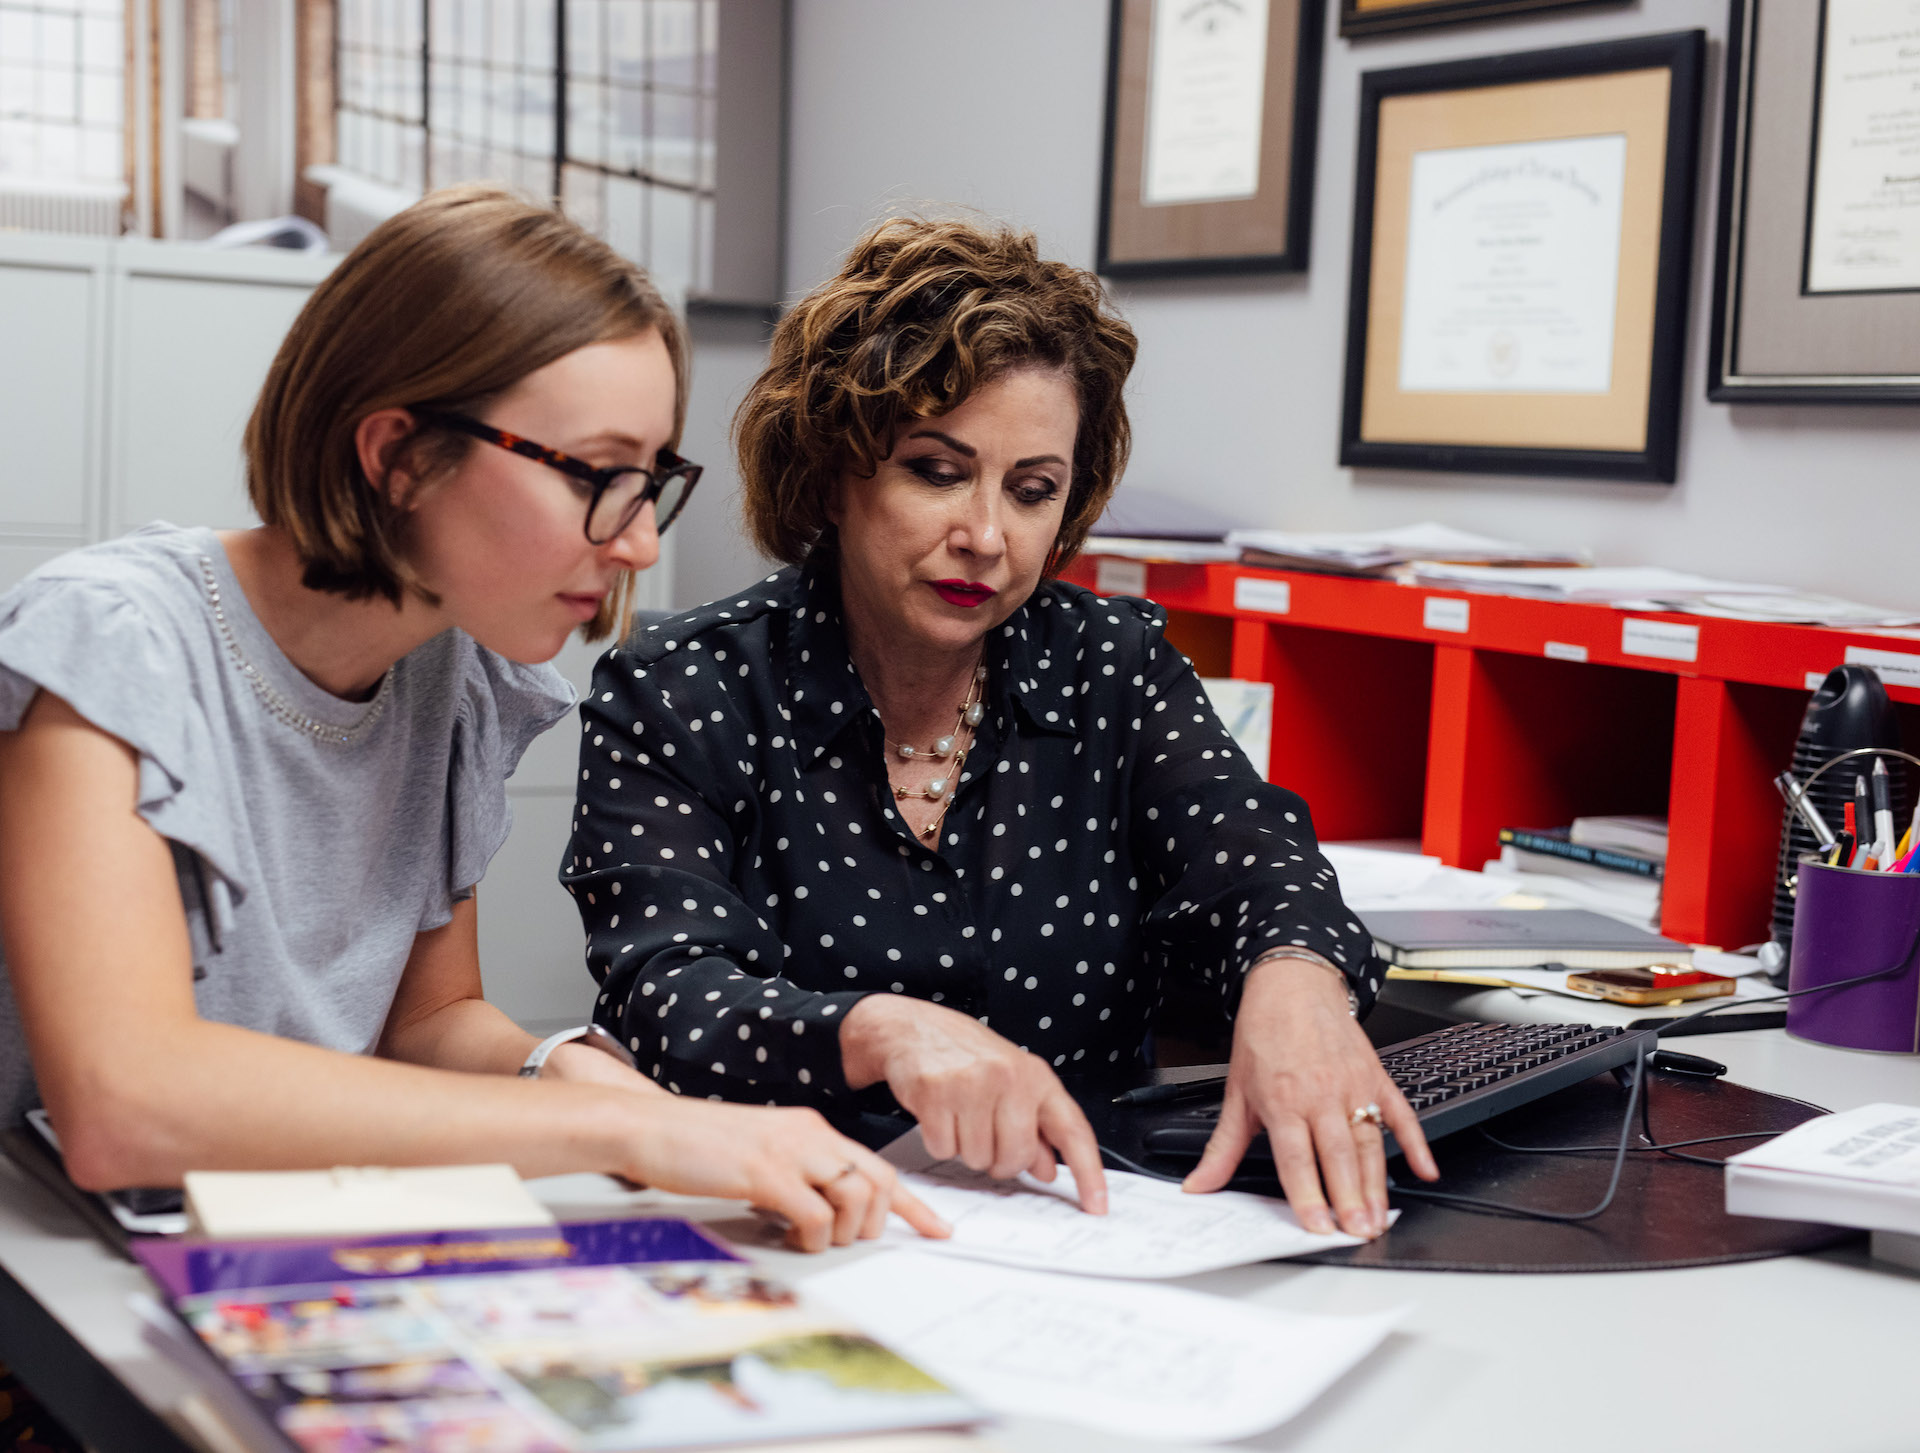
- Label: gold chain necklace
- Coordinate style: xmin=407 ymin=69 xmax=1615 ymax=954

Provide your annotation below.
xmin=884 ymin=664 xmax=987 ymax=840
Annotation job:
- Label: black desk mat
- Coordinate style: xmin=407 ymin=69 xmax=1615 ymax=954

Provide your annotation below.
xmin=1089 ymin=1071 xmax=1862 ymax=1273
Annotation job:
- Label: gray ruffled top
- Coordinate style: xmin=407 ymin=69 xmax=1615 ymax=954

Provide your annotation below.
xmin=0 ymin=524 xmax=573 ymax=1124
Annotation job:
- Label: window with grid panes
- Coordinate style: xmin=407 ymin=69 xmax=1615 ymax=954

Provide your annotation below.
xmin=0 ymin=0 xmax=123 ymax=185
xmin=335 ymin=0 xmax=426 ymax=193
xmin=332 ymin=0 xmax=716 ymax=290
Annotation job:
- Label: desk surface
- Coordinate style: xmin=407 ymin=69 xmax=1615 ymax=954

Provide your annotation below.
xmin=5 ymin=1025 xmax=1919 ymax=1453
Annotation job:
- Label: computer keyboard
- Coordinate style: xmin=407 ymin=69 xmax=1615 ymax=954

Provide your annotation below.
xmin=1138 ymin=1020 xmax=1658 ymax=1164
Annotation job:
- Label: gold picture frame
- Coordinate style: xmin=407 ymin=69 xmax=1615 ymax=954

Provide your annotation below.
xmin=1338 ymin=31 xmax=1705 ymax=482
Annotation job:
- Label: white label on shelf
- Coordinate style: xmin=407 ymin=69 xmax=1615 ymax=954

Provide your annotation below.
xmin=1233 ymin=577 xmax=1291 ymax=615
xmin=1621 ymin=618 xmax=1699 ymax=662
xmin=1806 ymin=670 xmax=1829 ymax=691
xmin=1845 ymin=645 xmax=1920 ymax=690
xmin=1544 ymin=640 xmax=1588 ymax=662
xmin=1423 ymin=596 xmax=1470 ymax=633
xmin=1095 ymin=557 xmax=1148 ymax=597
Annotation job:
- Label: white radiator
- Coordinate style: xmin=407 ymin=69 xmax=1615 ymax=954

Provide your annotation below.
xmin=0 ymin=178 xmax=129 ymax=237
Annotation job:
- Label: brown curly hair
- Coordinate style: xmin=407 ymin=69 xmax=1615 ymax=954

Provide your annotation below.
xmin=735 ymin=216 xmax=1137 ymax=569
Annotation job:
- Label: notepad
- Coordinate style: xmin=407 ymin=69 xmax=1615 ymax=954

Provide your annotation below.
xmin=1363 ymin=907 xmax=1693 ymax=969
xmin=182 ymin=1164 xmax=555 ymax=1238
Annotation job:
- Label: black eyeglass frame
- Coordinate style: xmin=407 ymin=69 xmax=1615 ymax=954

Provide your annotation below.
xmin=414 ymin=408 xmax=702 ymax=543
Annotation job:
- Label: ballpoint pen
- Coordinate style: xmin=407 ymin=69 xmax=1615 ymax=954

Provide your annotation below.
xmin=1829 ymin=826 xmax=1855 ymax=869
xmin=1871 ymin=759 xmax=1897 ymax=868
xmin=1772 ymin=770 xmax=1837 ymax=849
xmin=1112 ymin=1076 xmax=1227 ymax=1107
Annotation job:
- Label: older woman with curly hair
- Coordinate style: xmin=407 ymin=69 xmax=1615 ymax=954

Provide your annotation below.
xmin=564 ymin=216 xmax=1438 ymax=1239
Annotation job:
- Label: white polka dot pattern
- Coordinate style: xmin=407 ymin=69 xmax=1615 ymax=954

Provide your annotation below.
xmin=562 ymin=564 xmax=1378 ymax=1106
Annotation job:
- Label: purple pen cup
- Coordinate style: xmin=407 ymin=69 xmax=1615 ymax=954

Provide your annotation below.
xmin=1786 ymin=857 xmax=1920 ymax=1054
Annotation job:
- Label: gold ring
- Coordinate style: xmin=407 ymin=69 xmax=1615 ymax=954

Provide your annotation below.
xmin=1349 ymin=1103 xmax=1384 ymax=1128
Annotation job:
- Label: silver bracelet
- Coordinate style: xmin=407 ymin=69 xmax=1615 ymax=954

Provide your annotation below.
xmin=519 ymin=1024 xmax=639 ymax=1078
xmin=1245 ymin=948 xmax=1360 ymax=1018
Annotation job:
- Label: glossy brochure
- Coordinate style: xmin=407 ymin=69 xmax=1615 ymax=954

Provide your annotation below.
xmin=133 ymin=1218 xmax=982 ymax=1451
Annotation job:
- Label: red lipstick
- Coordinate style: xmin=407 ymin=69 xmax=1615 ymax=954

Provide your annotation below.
xmin=930 ymin=580 xmax=996 ymax=608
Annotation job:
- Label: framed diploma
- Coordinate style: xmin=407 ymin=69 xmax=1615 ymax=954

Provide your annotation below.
xmin=1338 ymin=31 xmax=1705 ymax=483
xmin=1339 ymin=0 xmax=1621 ymax=40
xmin=1097 ymin=0 xmax=1324 ymax=279
xmin=1710 ymin=0 xmax=1920 ymax=401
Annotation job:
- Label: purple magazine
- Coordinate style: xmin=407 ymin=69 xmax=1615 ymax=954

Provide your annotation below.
xmin=134 ymin=1217 xmax=739 ymax=1299
xmin=131 ymin=1218 xmax=982 ymax=1451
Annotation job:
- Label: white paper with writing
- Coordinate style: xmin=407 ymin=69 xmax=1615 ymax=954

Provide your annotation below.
xmin=881 ymin=1139 xmax=1376 ymax=1278
xmin=808 ymin=1250 xmax=1403 ymax=1443
xmin=1727 ymin=1103 xmax=1920 ymax=1186
xmin=1399 ymin=134 xmax=1628 ymax=393
xmin=1807 ymin=0 xmax=1920 ymax=293
xmin=1142 ymin=0 xmax=1269 ymax=205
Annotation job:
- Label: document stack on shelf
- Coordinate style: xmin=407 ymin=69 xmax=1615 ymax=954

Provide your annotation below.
xmin=1080 ymin=496 xmax=1591 ymax=577
xmin=1226 ymin=522 xmax=1588 ymax=578
xmin=1495 ymin=816 xmax=1668 ymax=929
xmin=1408 ymin=563 xmax=1920 ymax=627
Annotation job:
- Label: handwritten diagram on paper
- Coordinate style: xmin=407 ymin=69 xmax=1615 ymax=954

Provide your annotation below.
xmin=809 ymin=1251 xmax=1403 ymax=1444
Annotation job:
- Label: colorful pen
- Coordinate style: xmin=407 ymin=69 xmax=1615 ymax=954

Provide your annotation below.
xmin=1829 ymin=829 xmax=1855 ymax=868
xmin=1852 ymin=779 xmax=1872 ymax=867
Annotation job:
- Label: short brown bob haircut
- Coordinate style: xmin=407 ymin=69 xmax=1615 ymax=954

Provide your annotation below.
xmin=244 ymin=183 xmax=686 ymax=642
xmin=736 ymin=216 xmax=1137 ymax=571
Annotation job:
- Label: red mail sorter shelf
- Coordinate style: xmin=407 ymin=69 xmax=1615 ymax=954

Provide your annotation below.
xmin=1065 ymin=556 xmax=1920 ymax=949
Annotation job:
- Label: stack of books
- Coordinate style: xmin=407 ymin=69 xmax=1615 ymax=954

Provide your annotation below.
xmin=1495 ymin=816 xmax=1668 ymax=929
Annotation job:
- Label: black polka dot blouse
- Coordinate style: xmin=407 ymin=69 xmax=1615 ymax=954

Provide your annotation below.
xmin=563 ymin=560 xmax=1379 ymax=1106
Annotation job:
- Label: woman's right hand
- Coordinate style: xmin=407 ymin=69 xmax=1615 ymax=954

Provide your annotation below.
xmin=838 ymin=995 xmax=1109 ymax=1214
xmin=610 ymin=1096 xmax=950 ymax=1253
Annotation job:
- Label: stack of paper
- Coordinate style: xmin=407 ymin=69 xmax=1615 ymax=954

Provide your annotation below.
xmin=1229 ymin=523 xmax=1589 ymax=576
xmin=1726 ymin=1103 xmax=1920 ymax=1234
xmin=849 ymin=1136 xmax=1404 ymax=1440
xmin=1409 ymin=564 xmax=1920 ymax=626
xmin=810 ymin=1252 xmax=1402 ymax=1445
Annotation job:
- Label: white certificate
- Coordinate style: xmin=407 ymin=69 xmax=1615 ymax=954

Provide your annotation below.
xmin=1806 ymin=0 xmax=1920 ymax=294
xmin=1398 ymin=133 xmax=1628 ymax=395
xmin=1141 ymin=0 xmax=1269 ymax=206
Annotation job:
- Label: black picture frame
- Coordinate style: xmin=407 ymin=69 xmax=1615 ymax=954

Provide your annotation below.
xmin=1708 ymin=0 xmax=1920 ymax=403
xmin=1337 ymin=30 xmax=1705 ymax=484
xmin=1339 ymin=0 xmax=1622 ymax=39
xmin=1096 ymin=0 xmax=1324 ymax=280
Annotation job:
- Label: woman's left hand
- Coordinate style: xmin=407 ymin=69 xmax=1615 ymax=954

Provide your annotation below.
xmin=1179 ymin=957 xmax=1439 ymax=1236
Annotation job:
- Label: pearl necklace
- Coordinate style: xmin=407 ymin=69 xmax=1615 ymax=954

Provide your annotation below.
xmin=886 ymin=664 xmax=986 ymax=839
xmin=198 ymin=556 xmax=390 ymax=747
xmin=885 ymin=664 xmax=987 ymax=762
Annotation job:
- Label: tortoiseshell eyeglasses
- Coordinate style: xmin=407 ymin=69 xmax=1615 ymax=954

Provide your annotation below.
xmin=415 ymin=408 xmax=702 ymax=544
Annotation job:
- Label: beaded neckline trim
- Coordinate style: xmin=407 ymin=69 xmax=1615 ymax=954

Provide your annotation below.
xmin=197 ymin=555 xmax=390 ymax=747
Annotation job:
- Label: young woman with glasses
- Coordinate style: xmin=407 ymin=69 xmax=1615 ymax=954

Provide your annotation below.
xmin=0 ymin=185 xmax=943 ymax=1254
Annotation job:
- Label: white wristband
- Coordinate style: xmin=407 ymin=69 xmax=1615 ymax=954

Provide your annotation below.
xmin=519 ymin=1024 xmax=639 ymax=1078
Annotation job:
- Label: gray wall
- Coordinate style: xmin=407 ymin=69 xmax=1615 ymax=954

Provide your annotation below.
xmin=781 ymin=0 xmax=1920 ymax=611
